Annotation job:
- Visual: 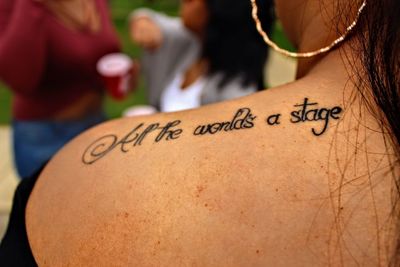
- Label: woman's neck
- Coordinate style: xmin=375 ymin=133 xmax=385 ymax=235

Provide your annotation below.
xmin=294 ymin=12 xmax=341 ymax=79
xmin=298 ymin=47 xmax=355 ymax=89
xmin=292 ymin=1 xmax=363 ymax=80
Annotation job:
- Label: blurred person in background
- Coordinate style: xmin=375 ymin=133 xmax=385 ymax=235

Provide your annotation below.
xmin=129 ymin=0 xmax=274 ymax=113
xmin=1 ymin=0 xmax=400 ymax=265
xmin=0 ymin=0 xmax=120 ymax=179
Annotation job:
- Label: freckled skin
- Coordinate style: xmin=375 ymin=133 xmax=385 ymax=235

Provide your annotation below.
xmin=25 ymin=0 xmax=397 ymax=264
xmin=26 ymin=63 xmax=395 ymax=265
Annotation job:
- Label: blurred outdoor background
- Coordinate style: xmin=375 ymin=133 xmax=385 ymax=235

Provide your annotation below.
xmin=0 ymin=0 xmax=296 ymax=239
xmin=0 ymin=0 xmax=181 ymax=124
xmin=0 ymin=0 xmax=295 ymax=124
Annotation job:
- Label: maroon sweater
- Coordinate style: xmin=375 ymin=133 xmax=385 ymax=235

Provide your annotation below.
xmin=0 ymin=0 xmax=120 ymax=120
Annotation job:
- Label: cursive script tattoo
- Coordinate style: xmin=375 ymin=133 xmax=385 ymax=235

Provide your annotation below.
xmin=266 ymin=114 xmax=282 ymax=126
xmin=193 ymin=108 xmax=257 ymax=136
xmin=82 ymin=98 xmax=343 ymax=166
xmin=290 ymin=98 xmax=342 ymax=136
xmin=82 ymin=120 xmax=182 ymax=164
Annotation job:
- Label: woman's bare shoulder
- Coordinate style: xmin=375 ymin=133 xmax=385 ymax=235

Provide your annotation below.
xmin=25 ymin=83 xmax=393 ymax=265
xmin=37 ymin=81 xmax=346 ymax=182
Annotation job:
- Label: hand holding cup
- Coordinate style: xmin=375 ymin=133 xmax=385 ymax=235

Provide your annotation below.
xmin=97 ymin=53 xmax=139 ymax=100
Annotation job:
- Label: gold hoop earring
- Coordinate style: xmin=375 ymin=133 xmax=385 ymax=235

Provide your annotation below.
xmin=251 ymin=0 xmax=367 ymax=58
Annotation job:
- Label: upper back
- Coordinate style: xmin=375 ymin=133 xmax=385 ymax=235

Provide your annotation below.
xmin=26 ymin=76 xmax=397 ymax=266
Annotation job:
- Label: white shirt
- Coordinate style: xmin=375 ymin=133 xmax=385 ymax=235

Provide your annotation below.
xmin=160 ymin=74 xmax=206 ymax=112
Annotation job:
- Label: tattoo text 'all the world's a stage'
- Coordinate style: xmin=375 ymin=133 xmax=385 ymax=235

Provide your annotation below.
xmin=82 ymin=120 xmax=183 ymax=164
xmin=82 ymin=98 xmax=344 ymax=165
xmin=194 ymin=108 xmax=257 ymax=136
xmin=266 ymin=98 xmax=343 ymax=136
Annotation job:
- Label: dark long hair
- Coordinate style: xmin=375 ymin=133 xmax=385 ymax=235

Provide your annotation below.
xmin=202 ymin=0 xmax=275 ymax=90
xmin=349 ymin=0 xmax=400 ymax=264
xmin=358 ymin=0 xmax=400 ymax=153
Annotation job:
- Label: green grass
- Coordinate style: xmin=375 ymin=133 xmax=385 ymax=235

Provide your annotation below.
xmin=0 ymin=83 xmax=11 ymax=124
xmin=0 ymin=0 xmax=293 ymax=124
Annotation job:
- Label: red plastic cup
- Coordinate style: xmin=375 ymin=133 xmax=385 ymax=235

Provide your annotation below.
xmin=97 ymin=53 xmax=135 ymax=100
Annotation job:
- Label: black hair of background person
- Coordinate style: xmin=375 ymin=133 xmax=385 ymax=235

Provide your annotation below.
xmin=202 ymin=0 xmax=275 ymax=91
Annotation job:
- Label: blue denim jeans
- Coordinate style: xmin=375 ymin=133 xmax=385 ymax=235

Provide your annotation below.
xmin=12 ymin=113 xmax=106 ymax=179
